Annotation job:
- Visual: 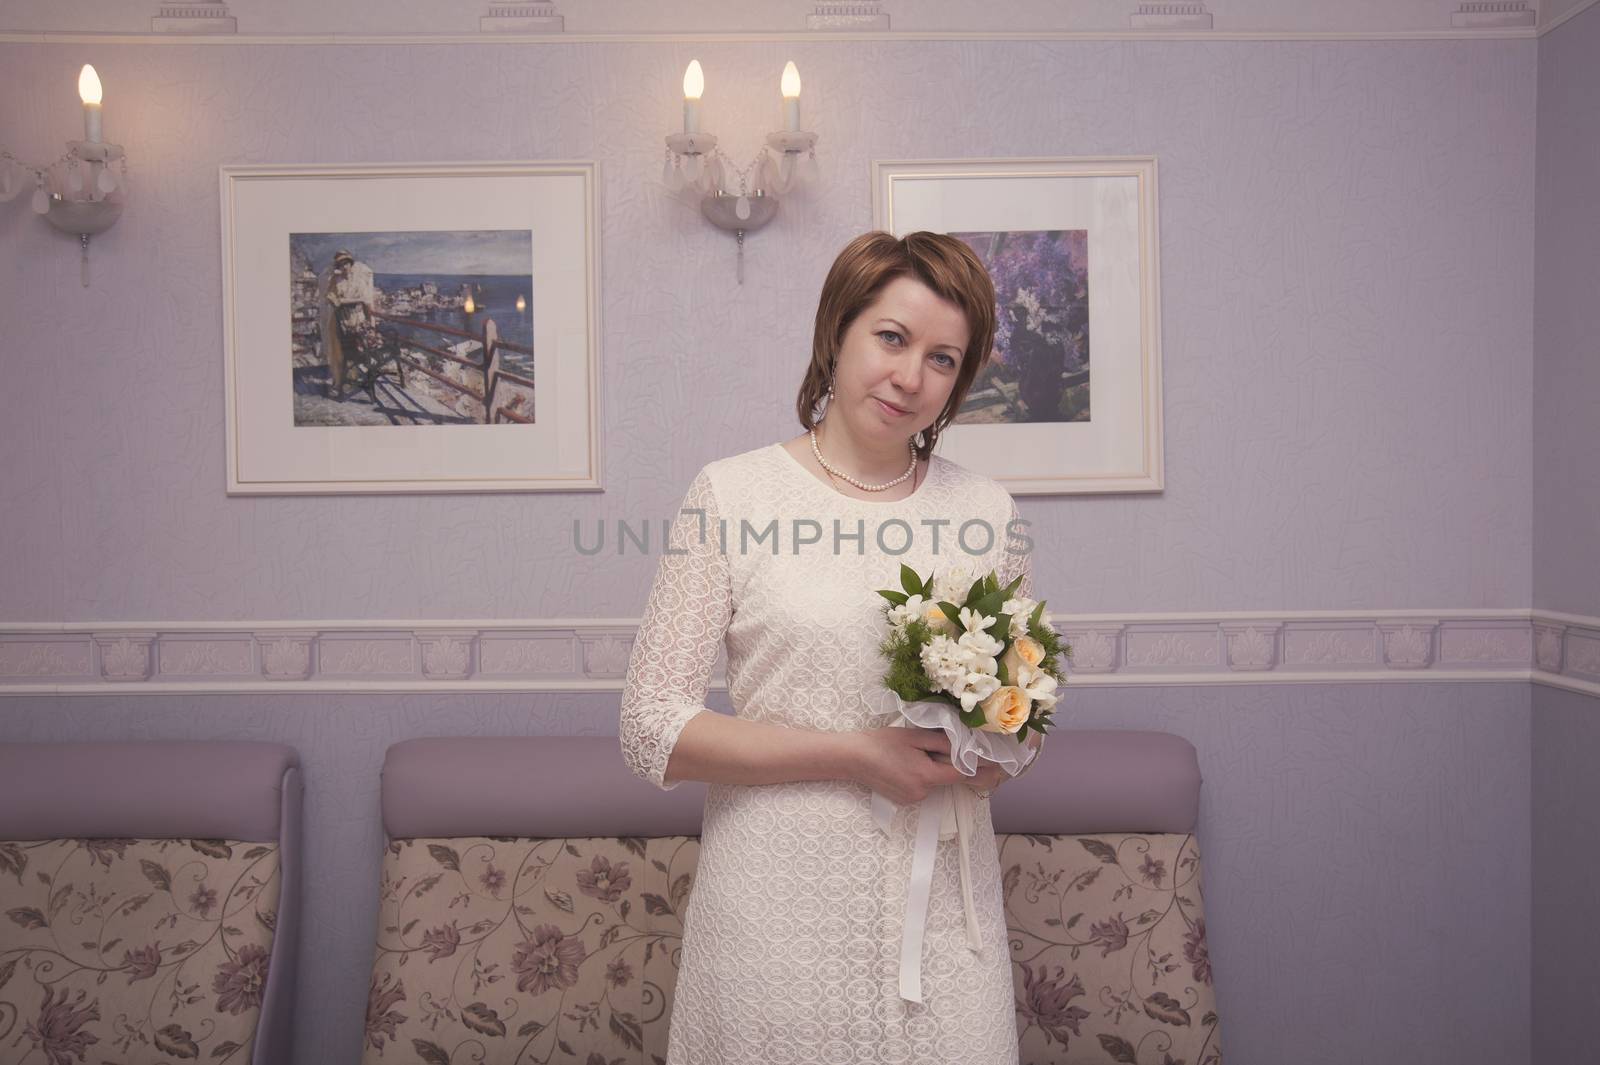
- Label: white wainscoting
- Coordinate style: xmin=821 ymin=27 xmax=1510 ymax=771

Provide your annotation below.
xmin=2 ymin=609 xmax=1595 ymax=696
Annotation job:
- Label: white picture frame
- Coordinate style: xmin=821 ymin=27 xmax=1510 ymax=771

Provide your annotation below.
xmin=873 ymin=157 xmax=1164 ymax=494
xmin=220 ymin=161 xmax=601 ymax=495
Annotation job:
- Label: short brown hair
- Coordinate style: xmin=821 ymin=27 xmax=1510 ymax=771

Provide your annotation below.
xmin=796 ymin=231 xmax=997 ymax=461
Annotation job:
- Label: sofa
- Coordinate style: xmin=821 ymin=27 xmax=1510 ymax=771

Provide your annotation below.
xmin=0 ymin=741 xmax=302 ymax=1065
xmin=363 ymin=732 xmax=1222 ymax=1065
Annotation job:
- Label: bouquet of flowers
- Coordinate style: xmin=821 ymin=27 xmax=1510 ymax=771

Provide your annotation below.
xmin=870 ymin=561 xmax=1068 ymax=1003
xmin=876 ymin=561 xmax=1066 ymax=752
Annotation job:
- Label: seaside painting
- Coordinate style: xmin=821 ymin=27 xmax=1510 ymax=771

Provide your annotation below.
xmin=289 ymin=229 xmax=536 ymax=427
xmin=949 ymin=229 xmax=1090 ymax=424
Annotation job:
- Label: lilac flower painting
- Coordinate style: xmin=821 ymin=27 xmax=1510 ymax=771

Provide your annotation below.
xmin=949 ymin=229 xmax=1090 ymax=424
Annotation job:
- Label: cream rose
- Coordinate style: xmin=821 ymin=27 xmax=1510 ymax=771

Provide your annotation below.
xmin=1000 ymin=635 xmax=1045 ymax=683
xmin=921 ymin=601 xmax=958 ymax=636
xmin=978 ymin=685 xmax=1031 ymax=734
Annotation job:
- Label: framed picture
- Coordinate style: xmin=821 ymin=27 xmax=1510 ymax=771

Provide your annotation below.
xmin=872 ymin=157 xmax=1163 ymax=494
xmin=220 ymin=161 xmax=601 ymax=494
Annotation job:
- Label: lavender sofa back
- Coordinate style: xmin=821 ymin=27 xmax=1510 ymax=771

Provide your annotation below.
xmin=380 ymin=730 xmax=1201 ymax=838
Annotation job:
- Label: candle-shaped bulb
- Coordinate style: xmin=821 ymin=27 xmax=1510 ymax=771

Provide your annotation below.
xmin=780 ymin=62 xmax=801 ymax=132
xmin=79 ymin=64 xmax=103 ymax=143
xmin=464 ymin=294 xmax=476 ymax=314
xmin=682 ymin=60 xmax=704 ymax=134
xmin=515 ymin=294 xmax=527 ymax=313
xmin=78 ymin=64 xmax=102 ymax=105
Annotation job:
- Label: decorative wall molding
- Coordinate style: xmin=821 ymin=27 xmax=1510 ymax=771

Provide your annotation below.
xmin=2 ymin=610 xmax=1595 ymax=697
xmin=1545 ymin=0 xmax=1600 ymax=33
xmin=150 ymin=1 xmax=236 ymax=34
xmin=479 ymin=2 xmax=563 ymax=34
xmin=807 ymin=2 xmax=889 ymax=31
xmin=1452 ymin=2 xmax=1538 ymax=28
xmin=1130 ymin=3 xmax=1213 ymax=31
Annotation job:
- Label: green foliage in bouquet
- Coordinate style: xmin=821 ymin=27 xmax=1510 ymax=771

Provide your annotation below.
xmin=876 ymin=563 xmax=1068 ymax=737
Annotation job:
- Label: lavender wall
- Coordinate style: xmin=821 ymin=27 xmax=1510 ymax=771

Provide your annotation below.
xmin=0 ymin=37 xmax=1534 ymax=620
xmin=0 ymin=30 xmax=1552 ymax=1065
xmin=1533 ymin=7 xmax=1600 ymax=617
xmin=1531 ymin=7 xmax=1600 ymax=1064
xmin=1531 ymin=688 xmax=1600 ymax=1064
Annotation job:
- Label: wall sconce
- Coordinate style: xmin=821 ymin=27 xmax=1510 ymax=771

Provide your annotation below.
xmin=663 ymin=59 xmax=819 ymax=283
xmin=0 ymin=64 xmax=128 ymax=287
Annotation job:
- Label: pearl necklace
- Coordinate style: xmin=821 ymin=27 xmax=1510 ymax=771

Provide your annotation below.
xmin=809 ymin=427 xmax=918 ymax=492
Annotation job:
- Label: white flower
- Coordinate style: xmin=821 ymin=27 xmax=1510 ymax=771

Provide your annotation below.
xmin=959 ymin=606 xmax=999 ymax=636
xmin=1002 ymin=596 xmax=1037 ymax=637
xmin=931 ymin=563 xmax=976 ymax=604
xmin=886 ymin=593 xmax=927 ymax=629
xmin=919 ymin=634 xmax=971 ymax=694
xmin=953 ymin=671 xmax=1002 ymax=713
xmin=1015 ymin=662 xmax=1059 ymax=710
xmin=956 ymin=625 xmax=1003 ymax=665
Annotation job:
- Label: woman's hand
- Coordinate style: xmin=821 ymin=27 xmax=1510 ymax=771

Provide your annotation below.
xmin=853 ymin=726 xmax=969 ymax=806
xmin=961 ymin=760 xmax=1007 ymax=798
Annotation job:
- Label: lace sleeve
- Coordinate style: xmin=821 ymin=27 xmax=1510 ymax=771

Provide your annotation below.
xmin=1001 ymin=491 xmax=1033 ymax=602
xmin=1001 ymin=490 xmax=1047 ymax=776
xmin=619 ymin=465 xmax=732 ymax=790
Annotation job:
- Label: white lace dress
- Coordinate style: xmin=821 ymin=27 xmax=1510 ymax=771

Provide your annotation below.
xmin=619 ymin=441 xmax=1033 ymax=1065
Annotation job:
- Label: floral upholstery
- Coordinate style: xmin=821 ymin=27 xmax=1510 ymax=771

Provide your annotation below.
xmin=1003 ymin=833 xmax=1222 ymax=1065
xmin=0 ymin=836 xmax=282 ymax=1064
xmin=362 ymin=831 xmax=1222 ymax=1064
xmin=364 ymin=836 xmax=694 ymax=1064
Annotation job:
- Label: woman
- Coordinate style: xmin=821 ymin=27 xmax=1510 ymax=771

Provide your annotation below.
xmin=619 ymin=230 xmax=1043 ymax=1064
xmin=317 ymin=248 xmax=379 ymax=401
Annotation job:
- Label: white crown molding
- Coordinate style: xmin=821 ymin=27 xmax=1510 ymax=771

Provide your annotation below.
xmin=8 ymin=0 xmax=1595 ymax=39
xmin=1542 ymin=0 xmax=1600 ymax=31
xmin=2 ymin=610 xmax=1595 ymax=698
xmin=0 ymin=28 xmax=1547 ymax=44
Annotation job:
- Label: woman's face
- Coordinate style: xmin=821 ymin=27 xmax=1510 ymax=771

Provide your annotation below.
xmin=831 ymin=275 xmax=969 ymax=444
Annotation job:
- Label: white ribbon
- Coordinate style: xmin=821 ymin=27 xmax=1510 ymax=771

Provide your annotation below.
xmin=869 ymin=695 xmax=1039 ymax=1003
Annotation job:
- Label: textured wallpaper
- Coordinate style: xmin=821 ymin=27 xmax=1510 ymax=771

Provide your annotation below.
xmin=1533 ymin=6 xmax=1600 ymax=617
xmin=1532 ymin=686 xmax=1600 ymax=1065
xmin=1531 ymin=8 xmax=1600 ymax=1065
xmin=0 ymin=35 xmax=1536 ymax=625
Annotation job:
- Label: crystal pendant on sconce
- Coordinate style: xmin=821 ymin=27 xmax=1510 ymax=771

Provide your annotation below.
xmin=661 ymin=153 xmax=680 ymax=190
xmin=31 ymin=181 xmax=49 ymax=215
xmin=778 ymin=151 xmax=796 ymax=190
xmin=734 ymin=194 xmax=751 ymax=221
xmin=801 ymin=150 xmax=820 ymax=184
xmin=709 ymin=155 xmax=725 ymax=191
